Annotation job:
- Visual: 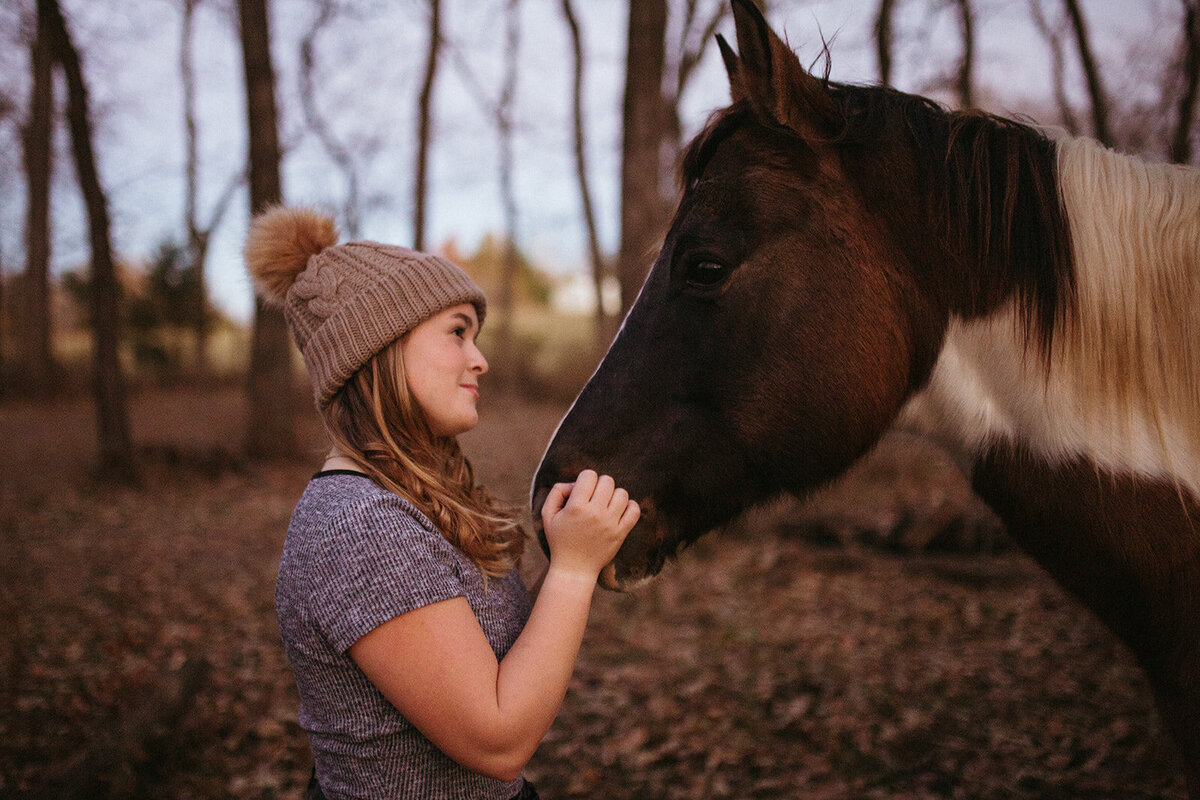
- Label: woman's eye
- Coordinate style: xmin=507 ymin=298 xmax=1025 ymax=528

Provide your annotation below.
xmin=684 ymin=260 xmax=729 ymax=290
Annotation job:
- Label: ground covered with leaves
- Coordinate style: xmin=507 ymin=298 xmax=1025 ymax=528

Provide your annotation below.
xmin=0 ymin=387 xmax=1189 ymax=798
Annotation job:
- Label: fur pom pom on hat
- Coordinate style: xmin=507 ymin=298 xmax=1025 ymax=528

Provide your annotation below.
xmin=244 ymin=205 xmax=487 ymax=409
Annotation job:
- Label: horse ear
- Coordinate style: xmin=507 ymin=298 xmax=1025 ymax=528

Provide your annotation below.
xmin=729 ymin=0 xmax=837 ymax=138
xmin=716 ymin=33 xmax=746 ymax=102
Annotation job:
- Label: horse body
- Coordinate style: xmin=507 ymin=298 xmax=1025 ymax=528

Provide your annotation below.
xmin=899 ymin=135 xmax=1200 ymax=787
xmin=531 ymin=0 xmax=1198 ymax=790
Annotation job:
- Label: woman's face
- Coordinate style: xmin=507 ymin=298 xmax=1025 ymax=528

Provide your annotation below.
xmin=400 ymin=303 xmax=488 ymax=438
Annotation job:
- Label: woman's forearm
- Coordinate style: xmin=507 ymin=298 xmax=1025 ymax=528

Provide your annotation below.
xmin=487 ymin=566 xmax=599 ymax=769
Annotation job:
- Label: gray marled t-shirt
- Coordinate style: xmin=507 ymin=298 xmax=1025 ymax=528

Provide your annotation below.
xmin=275 ymin=471 xmax=532 ymax=800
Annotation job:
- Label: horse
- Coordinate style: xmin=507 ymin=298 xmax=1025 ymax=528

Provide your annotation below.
xmin=530 ymin=0 xmax=1200 ymax=792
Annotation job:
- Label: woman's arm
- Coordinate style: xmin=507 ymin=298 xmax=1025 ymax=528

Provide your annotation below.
xmin=349 ymin=469 xmax=638 ymax=781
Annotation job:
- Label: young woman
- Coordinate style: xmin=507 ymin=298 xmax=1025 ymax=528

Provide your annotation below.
xmin=245 ymin=206 xmax=640 ymax=800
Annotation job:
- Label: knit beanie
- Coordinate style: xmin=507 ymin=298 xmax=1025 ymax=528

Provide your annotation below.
xmin=244 ymin=206 xmax=487 ymax=409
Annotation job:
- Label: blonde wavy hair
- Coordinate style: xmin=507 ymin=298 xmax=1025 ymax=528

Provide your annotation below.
xmin=323 ymin=338 xmax=525 ymax=578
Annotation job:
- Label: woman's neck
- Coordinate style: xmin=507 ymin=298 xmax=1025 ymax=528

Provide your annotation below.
xmin=322 ymin=449 xmax=365 ymax=473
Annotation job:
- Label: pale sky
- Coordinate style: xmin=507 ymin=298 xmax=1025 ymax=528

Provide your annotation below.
xmin=0 ymin=0 xmax=1177 ymax=321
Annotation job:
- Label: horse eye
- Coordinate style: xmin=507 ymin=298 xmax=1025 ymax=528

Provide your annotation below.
xmin=684 ymin=260 xmax=729 ymax=290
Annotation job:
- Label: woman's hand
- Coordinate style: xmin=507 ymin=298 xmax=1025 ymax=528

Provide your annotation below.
xmin=539 ymin=469 xmax=640 ymax=582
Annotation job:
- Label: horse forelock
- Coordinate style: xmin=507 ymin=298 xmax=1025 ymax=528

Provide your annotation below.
xmin=679 ymin=102 xmax=754 ymax=190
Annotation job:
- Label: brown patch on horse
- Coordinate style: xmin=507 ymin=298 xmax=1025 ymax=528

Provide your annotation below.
xmin=974 ymin=443 xmax=1200 ymax=781
xmin=826 ymin=86 xmax=1074 ymax=357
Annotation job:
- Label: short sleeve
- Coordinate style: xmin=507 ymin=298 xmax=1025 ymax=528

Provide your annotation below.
xmin=307 ymin=494 xmax=465 ymax=653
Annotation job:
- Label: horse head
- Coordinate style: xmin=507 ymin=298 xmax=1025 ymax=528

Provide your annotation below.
xmin=532 ymin=0 xmax=953 ymax=589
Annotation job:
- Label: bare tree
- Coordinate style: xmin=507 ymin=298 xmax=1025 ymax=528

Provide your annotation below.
xmin=41 ymin=0 xmax=134 ymax=479
xmin=1170 ymin=0 xmax=1200 ymax=163
xmin=875 ymin=0 xmax=898 ymax=84
xmin=181 ymin=0 xmax=242 ymax=376
xmin=0 ymin=237 xmax=7 ymax=395
xmin=1062 ymin=0 xmax=1113 ymax=146
xmin=617 ymin=0 xmax=668 ymax=314
xmin=493 ymin=0 xmax=521 ymax=381
xmin=951 ymin=0 xmax=975 ymax=108
xmin=1028 ymin=0 xmax=1080 ymax=134
xmin=560 ymin=0 xmax=610 ymax=339
xmin=239 ymin=0 xmax=297 ymax=458
xmin=20 ymin=4 xmax=56 ymax=396
xmin=299 ymin=0 xmax=362 ymax=237
xmin=665 ymin=1 xmax=731 ymax=157
xmin=413 ymin=0 xmax=441 ymax=251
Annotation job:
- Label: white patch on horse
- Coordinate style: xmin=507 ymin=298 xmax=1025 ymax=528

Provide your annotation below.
xmin=901 ymin=136 xmax=1200 ymax=503
xmin=902 ymin=136 xmax=1200 ymax=502
xmin=901 ymin=307 xmax=1198 ymax=499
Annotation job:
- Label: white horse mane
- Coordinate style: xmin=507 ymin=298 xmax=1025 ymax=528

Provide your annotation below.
xmin=1056 ymin=137 xmax=1200 ymax=481
xmin=901 ymin=136 xmax=1200 ymax=500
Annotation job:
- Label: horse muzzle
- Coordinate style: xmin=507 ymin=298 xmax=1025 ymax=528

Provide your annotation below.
xmin=530 ymin=489 xmax=669 ymax=592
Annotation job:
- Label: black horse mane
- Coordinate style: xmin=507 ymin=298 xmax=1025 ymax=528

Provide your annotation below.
xmin=680 ymin=84 xmax=1075 ymax=356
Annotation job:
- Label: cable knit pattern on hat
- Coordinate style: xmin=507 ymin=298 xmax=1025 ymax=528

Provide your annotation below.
xmin=244 ymin=207 xmax=486 ymax=409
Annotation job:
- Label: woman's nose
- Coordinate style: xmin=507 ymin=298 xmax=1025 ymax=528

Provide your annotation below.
xmin=470 ymin=345 xmax=488 ymax=374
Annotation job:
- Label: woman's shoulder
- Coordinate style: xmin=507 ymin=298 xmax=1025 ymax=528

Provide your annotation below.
xmin=287 ymin=471 xmax=453 ymax=565
xmin=298 ymin=471 xmax=437 ymax=530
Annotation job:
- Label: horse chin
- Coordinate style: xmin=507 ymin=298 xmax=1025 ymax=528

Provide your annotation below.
xmin=597 ymin=562 xmax=625 ymax=591
xmin=600 ymin=556 xmax=666 ymax=592
xmin=600 ymin=507 xmax=673 ymax=591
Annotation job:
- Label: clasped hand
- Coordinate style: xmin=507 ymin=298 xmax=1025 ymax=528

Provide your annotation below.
xmin=539 ymin=469 xmax=640 ymax=581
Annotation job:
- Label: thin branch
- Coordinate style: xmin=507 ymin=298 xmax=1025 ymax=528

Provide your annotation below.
xmin=298 ymin=0 xmax=362 ymax=237
xmin=1062 ymin=0 xmax=1113 ymax=145
xmin=952 ymin=0 xmax=974 ymax=108
xmin=561 ymin=0 xmax=608 ymax=333
xmin=875 ymin=0 xmax=897 ymax=85
xmin=677 ymin=1 xmax=729 ymax=95
xmin=1170 ymin=0 xmax=1200 ymax=162
xmin=1028 ymin=0 xmax=1079 ymax=134
xmin=413 ymin=0 xmax=441 ymax=251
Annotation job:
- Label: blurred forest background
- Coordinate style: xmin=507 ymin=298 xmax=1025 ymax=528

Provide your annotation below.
xmin=0 ymin=0 xmax=1196 ymax=797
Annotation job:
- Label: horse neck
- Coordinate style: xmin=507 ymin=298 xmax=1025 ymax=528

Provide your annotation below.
xmin=897 ymin=134 xmax=1200 ymax=506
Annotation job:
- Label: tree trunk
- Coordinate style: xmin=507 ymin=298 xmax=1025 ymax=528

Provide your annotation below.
xmin=182 ymin=0 xmax=244 ymax=376
xmin=1170 ymin=0 xmax=1200 ymax=164
xmin=616 ymin=0 xmax=668 ymax=315
xmin=414 ymin=0 xmax=442 ymax=251
xmin=1028 ymin=0 xmax=1080 ymax=135
xmin=181 ymin=0 xmax=210 ymax=375
xmin=21 ymin=7 xmax=56 ymax=396
xmin=560 ymin=0 xmax=611 ymax=340
xmin=238 ymin=0 xmax=296 ymax=458
xmin=953 ymin=0 xmax=975 ymax=108
xmin=0 ymin=246 xmax=6 ymax=396
xmin=41 ymin=0 xmax=135 ymax=480
xmin=494 ymin=0 xmax=521 ymax=385
xmin=875 ymin=0 xmax=897 ymax=85
xmin=1062 ymin=0 xmax=1113 ymax=146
